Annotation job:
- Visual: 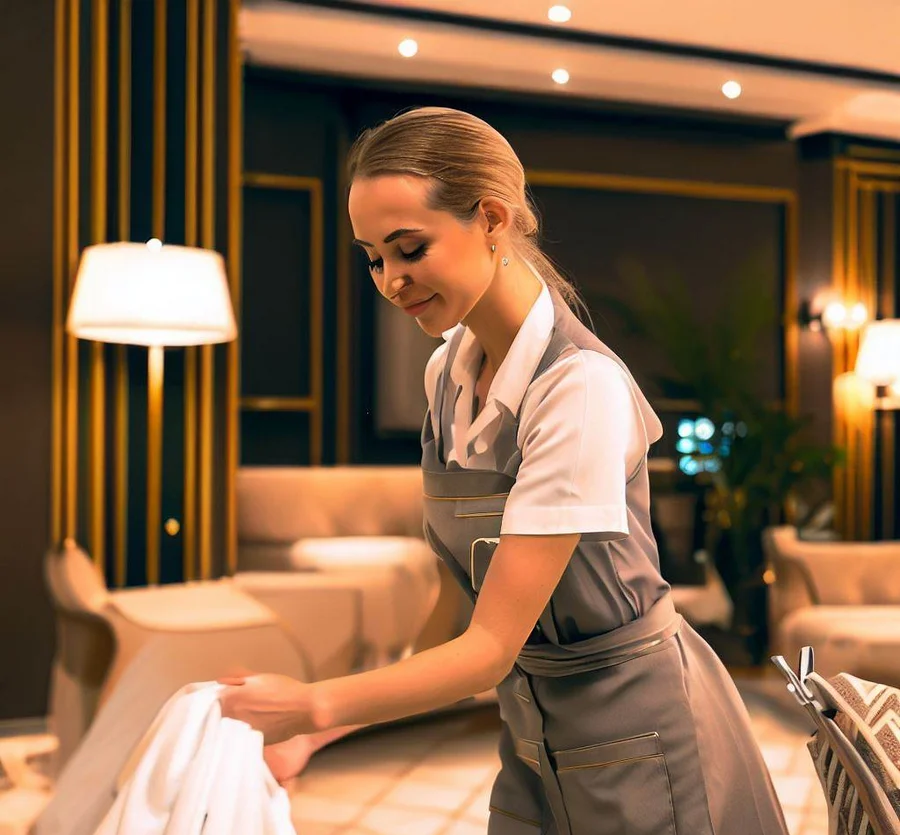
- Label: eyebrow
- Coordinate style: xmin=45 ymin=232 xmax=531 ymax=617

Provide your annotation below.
xmin=352 ymin=228 xmax=424 ymax=247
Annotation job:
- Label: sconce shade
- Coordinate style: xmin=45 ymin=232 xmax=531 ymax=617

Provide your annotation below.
xmin=66 ymin=242 xmax=237 ymax=346
xmin=855 ymin=319 xmax=900 ymax=386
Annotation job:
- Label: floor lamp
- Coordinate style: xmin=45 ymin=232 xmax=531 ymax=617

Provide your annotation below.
xmin=66 ymin=240 xmax=236 ymax=580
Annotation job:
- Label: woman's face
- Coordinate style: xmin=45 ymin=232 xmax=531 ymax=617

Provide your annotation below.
xmin=348 ymin=175 xmax=493 ymax=337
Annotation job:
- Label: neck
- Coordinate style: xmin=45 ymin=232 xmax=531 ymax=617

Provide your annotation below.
xmin=462 ymin=258 xmax=543 ymax=371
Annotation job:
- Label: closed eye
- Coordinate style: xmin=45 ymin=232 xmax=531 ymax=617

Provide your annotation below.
xmin=366 ymin=243 xmax=428 ymax=273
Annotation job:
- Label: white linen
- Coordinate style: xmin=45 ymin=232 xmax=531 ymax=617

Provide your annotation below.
xmin=95 ymin=682 xmax=295 ymax=835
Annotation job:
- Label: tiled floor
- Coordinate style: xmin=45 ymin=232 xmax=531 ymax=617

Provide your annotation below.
xmin=0 ymin=674 xmax=829 ymax=835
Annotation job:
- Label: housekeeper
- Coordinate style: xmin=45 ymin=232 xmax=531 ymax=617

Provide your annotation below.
xmin=220 ymin=106 xmax=788 ymax=835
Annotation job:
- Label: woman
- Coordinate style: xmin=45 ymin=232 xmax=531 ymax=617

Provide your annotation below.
xmin=220 ymin=107 xmax=788 ymax=834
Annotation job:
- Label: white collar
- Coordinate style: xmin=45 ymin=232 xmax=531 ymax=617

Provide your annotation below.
xmin=444 ymin=274 xmax=555 ymax=419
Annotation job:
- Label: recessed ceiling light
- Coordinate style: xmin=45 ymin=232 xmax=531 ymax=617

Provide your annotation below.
xmin=721 ymin=80 xmax=742 ymax=99
xmin=548 ymin=5 xmax=572 ymax=23
xmin=398 ymin=38 xmax=418 ymax=58
xmin=551 ymin=68 xmax=570 ymax=85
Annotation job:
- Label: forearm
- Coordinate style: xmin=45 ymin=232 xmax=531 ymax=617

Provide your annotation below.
xmin=304 ymin=626 xmax=508 ymax=732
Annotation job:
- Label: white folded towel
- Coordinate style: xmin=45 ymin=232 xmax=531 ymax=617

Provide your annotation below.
xmin=94 ymin=682 xmax=296 ymax=835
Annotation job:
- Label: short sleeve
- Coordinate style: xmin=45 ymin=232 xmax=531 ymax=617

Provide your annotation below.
xmin=500 ymin=351 xmax=643 ymax=539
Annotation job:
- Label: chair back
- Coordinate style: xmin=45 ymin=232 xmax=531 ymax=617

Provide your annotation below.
xmin=773 ymin=650 xmax=900 ymax=835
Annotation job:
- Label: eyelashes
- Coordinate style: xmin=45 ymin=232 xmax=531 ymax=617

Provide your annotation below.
xmin=367 ymin=243 xmax=428 ymax=272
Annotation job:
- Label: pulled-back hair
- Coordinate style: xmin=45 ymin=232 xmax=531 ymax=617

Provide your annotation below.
xmin=347 ymin=106 xmax=586 ymax=316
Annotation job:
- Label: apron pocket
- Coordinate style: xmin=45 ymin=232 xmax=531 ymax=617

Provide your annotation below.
xmin=554 ymin=732 xmax=676 ymax=835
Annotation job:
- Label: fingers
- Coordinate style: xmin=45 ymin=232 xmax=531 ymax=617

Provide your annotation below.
xmin=216 ymin=676 xmax=247 ymax=686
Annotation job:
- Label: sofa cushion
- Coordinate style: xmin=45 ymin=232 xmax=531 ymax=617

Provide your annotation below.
xmin=780 ymin=607 xmax=900 ymax=684
xmin=237 ymin=466 xmax=424 ymax=543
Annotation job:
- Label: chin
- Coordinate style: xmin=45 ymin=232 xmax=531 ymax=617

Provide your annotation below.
xmin=417 ymin=318 xmax=447 ymax=339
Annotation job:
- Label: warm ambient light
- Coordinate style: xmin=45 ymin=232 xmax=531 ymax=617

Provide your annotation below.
xmin=66 ymin=242 xmax=237 ymax=346
xmin=855 ymin=320 xmax=900 ymax=387
xmin=551 ymin=68 xmax=570 ymax=85
xmin=398 ymin=38 xmax=418 ymax=58
xmin=548 ymin=5 xmax=572 ymax=23
xmin=822 ymin=300 xmax=867 ymax=331
xmin=722 ymin=80 xmax=742 ymax=99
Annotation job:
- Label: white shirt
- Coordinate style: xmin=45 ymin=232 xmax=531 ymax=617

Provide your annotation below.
xmin=424 ymin=278 xmax=663 ymax=539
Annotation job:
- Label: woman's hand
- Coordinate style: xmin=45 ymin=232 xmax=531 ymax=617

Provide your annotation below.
xmin=263 ymin=735 xmax=316 ymax=787
xmin=218 ymin=673 xmax=317 ymax=745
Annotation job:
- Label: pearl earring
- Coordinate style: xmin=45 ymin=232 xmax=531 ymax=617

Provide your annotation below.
xmin=502 ymin=256 xmax=510 ymax=267
xmin=490 ymin=244 xmax=496 ymax=253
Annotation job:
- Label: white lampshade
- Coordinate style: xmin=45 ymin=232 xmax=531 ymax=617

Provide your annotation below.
xmin=66 ymin=241 xmax=237 ymax=346
xmin=855 ymin=319 xmax=900 ymax=386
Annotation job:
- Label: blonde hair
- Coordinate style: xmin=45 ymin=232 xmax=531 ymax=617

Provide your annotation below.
xmin=347 ymin=106 xmax=586 ymax=317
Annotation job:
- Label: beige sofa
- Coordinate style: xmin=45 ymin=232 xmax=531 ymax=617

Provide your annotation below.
xmin=236 ymin=466 xmax=469 ymax=657
xmin=764 ymin=526 xmax=900 ymax=684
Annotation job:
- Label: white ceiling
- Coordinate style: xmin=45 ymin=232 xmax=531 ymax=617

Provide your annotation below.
xmin=240 ymin=0 xmax=900 ymax=141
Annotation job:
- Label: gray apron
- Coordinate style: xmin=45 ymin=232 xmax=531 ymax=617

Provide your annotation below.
xmin=421 ymin=294 xmax=788 ymax=835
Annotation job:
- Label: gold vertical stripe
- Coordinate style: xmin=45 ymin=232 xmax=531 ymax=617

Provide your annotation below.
xmin=114 ymin=0 xmax=131 ymax=587
xmin=152 ymin=0 xmax=166 ymax=239
xmin=831 ymin=163 xmax=847 ymax=537
xmin=183 ymin=0 xmax=200 ymax=581
xmin=52 ymin=0 xmax=66 ymax=546
xmin=65 ymin=0 xmax=80 ymax=543
xmin=881 ymin=194 xmax=896 ymax=539
xmin=783 ymin=196 xmax=799 ymax=417
xmin=225 ymin=0 xmax=242 ymax=574
xmin=114 ymin=344 xmax=128 ymax=586
xmin=335 ymin=123 xmax=352 ymax=464
xmin=147 ymin=0 xmax=167 ymax=585
xmin=311 ymin=180 xmax=324 ymax=465
xmin=859 ymin=186 xmax=876 ymax=540
xmin=147 ymin=346 xmax=164 ymax=585
xmin=90 ymin=0 xmax=110 ymax=570
xmin=199 ymin=0 xmax=216 ymax=579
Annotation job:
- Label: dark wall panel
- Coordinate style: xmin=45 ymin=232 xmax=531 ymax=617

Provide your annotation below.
xmin=0 ymin=0 xmax=56 ymax=719
xmin=242 ymin=187 xmax=313 ymax=399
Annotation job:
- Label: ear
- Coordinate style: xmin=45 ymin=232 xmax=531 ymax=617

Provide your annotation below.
xmin=478 ymin=197 xmax=514 ymax=241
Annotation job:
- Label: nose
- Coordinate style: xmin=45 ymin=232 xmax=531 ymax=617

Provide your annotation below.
xmin=383 ymin=270 xmax=410 ymax=300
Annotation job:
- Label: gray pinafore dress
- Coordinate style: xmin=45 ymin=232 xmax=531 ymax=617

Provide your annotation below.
xmin=421 ymin=294 xmax=788 ymax=835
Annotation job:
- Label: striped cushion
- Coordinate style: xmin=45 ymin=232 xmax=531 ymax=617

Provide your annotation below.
xmin=808 ymin=673 xmax=900 ymax=834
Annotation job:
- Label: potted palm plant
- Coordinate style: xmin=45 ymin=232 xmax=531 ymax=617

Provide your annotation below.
xmin=599 ymin=256 xmax=843 ymax=660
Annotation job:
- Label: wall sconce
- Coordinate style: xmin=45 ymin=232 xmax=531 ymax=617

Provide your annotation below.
xmin=798 ymin=298 xmax=868 ymax=332
xmin=855 ymin=319 xmax=900 ymax=409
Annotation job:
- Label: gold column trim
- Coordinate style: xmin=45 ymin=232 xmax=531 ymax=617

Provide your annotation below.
xmin=524 ymin=169 xmax=796 ymax=205
xmin=89 ymin=0 xmax=110 ymax=570
xmin=152 ymin=0 xmax=166 ymax=239
xmin=880 ymin=194 xmax=896 ymax=539
xmin=310 ymin=178 xmax=324 ymax=465
xmin=226 ymin=0 xmax=243 ymax=574
xmin=65 ymin=0 xmax=80 ymax=543
xmin=335 ymin=121 xmax=352 ymax=463
xmin=146 ymin=0 xmax=168 ymax=585
xmin=242 ymin=172 xmax=325 ymax=464
xmin=240 ymin=397 xmax=317 ymax=412
xmin=51 ymin=0 xmax=66 ymax=547
xmin=114 ymin=344 xmax=128 ymax=586
xmin=183 ymin=0 xmax=200 ymax=581
xmin=242 ymin=172 xmax=322 ymax=190
xmin=199 ymin=0 xmax=217 ymax=580
xmin=114 ymin=0 xmax=132 ymax=587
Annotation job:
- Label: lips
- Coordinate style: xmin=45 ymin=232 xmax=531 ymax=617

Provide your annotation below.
xmin=400 ymin=293 xmax=437 ymax=315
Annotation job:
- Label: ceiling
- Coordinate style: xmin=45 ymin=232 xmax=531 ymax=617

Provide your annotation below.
xmin=240 ymin=0 xmax=900 ymax=141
